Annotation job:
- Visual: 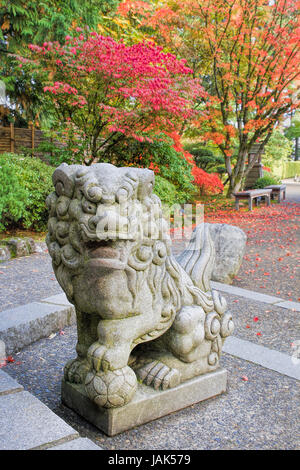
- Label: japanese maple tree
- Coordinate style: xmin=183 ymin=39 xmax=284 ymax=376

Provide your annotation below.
xmin=26 ymin=32 xmax=202 ymax=164
xmin=0 ymin=0 xmax=119 ymax=125
xmin=170 ymin=131 xmax=224 ymax=194
xmin=118 ymin=0 xmax=300 ymax=195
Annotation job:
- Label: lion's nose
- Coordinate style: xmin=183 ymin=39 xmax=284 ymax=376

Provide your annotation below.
xmin=94 ymin=211 xmax=129 ymax=238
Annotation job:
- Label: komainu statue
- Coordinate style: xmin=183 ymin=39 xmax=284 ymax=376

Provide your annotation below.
xmin=46 ymin=163 xmax=234 ymax=410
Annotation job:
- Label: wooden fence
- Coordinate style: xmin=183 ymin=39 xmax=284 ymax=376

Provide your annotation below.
xmin=0 ymin=124 xmax=47 ymax=156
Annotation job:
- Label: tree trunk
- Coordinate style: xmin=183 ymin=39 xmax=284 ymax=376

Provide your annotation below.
xmin=295 ymin=137 xmax=299 ymax=161
xmin=226 ymin=173 xmax=243 ymax=197
xmin=225 ymin=148 xmax=247 ymax=197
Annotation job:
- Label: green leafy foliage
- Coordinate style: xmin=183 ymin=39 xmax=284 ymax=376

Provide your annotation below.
xmin=284 ymin=112 xmax=300 ymax=161
xmin=0 ymin=0 xmax=120 ymax=125
xmin=34 ymin=140 xmax=78 ymax=167
xmin=284 ymin=112 xmax=300 ymax=140
xmin=0 ymin=153 xmax=54 ymax=231
xmin=109 ymin=134 xmax=196 ymax=203
xmin=0 ymin=157 xmax=28 ymax=230
xmin=153 ymin=175 xmax=178 ymax=206
xmin=253 ymin=175 xmax=281 ymax=189
xmin=183 ymin=143 xmax=225 ymax=174
xmin=262 ymin=130 xmax=293 ymax=167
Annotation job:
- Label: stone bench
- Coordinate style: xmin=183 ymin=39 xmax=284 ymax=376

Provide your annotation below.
xmin=264 ymin=185 xmax=286 ymax=203
xmin=233 ymin=189 xmax=272 ymax=211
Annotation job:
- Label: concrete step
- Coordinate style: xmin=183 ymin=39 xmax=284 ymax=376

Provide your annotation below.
xmin=0 ymin=368 xmax=101 ymax=450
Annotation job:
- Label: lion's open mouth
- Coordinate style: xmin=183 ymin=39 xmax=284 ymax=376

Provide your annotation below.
xmin=87 ymin=240 xmax=119 ymax=259
xmin=86 ymin=240 xmax=127 ymax=270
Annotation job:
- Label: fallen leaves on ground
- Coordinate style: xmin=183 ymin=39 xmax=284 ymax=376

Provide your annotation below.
xmin=0 ymin=356 xmax=22 ymax=368
xmin=204 ymin=200 xmax=300 ymax=301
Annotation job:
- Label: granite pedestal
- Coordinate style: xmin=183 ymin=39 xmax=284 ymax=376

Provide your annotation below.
xmin=61 ymin=368 xmax=227 ymax=436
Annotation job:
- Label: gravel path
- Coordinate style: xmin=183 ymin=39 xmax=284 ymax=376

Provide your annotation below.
xmin=231 ymin=200 xmax=300 ymax=302
xmin=203 ymin=183 xmax=300 ymax=302
xmin=221 ymin=292 xmax=299 ymax=355
xmin=0 ymin=251 xmax=61 ymax=312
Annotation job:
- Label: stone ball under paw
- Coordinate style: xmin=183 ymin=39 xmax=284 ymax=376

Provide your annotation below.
xmin=85 ymin=366 xmax=137 ymax=408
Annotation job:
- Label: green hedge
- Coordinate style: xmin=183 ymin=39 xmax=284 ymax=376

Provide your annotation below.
xmin=283 ymin=161 xmax=300 ymax=178
xmin=0 ymin=153 xmax=54 ymax=231
xmin=271 ymin=160 xmax=300 ymax=179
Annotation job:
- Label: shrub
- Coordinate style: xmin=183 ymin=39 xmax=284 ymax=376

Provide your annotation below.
xmin=192 ymin=166 xmax=224 ymax=195
xmin=153 ymin=175 xmax=178 ymax=207
xmin=183 ymin=143 xmax=225 ymax=174
xmin=253 ymin=175 xmax=281 ymax=189
xmin=0 ymin=159 xmax=28 ymax=231
xmin=0 ymin=153 xmax=54 ymax=231
xmin=110 ymin=134 xmax=196 ymax=204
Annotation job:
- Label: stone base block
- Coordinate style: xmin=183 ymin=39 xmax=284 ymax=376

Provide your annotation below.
xmin=61 ymin=368 xmax=227 ymax=436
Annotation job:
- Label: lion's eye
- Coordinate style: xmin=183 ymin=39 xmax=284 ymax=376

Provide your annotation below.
xmin=82 ymin=199 xmax=97 ymax=215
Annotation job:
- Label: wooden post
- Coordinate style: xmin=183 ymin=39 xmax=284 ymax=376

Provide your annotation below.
xmin=10 ymin=122 xmax=14 ymax=153
xmin=30 ymin=124 xmax=35 ymax=156
xmin=248 ymin=197 xmax=253 ymax=211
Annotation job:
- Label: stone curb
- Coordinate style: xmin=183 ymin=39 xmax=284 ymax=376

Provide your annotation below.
xmin=0 ymin=294 xmax=75 ymax=354
xmin=223 ymin=337 xmax=300 ymax=381
xmin=211 ymin=281 xmax=300 ymax=311
xmin=0 ymin=368 xmax=100 ymax=450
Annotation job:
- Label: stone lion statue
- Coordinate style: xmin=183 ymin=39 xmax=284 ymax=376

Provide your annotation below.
xmin=46 ymin=163 xmax=233 ymax=409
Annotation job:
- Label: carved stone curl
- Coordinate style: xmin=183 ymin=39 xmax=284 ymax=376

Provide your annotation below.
xmin=46 ymin=163 xmax=234 ymax=409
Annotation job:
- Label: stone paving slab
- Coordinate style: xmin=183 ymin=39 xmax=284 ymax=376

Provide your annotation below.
xmin=0 ymin=368 xmax=102 ymax=450
xmin=275 ymin=300 xmax=300 ymax=312
xmin=0 ymin=301 xmax=75 ymax=354
xmin=0 ymin=389 xmax=79 ymax=450
xmin=0 ymin=369 xmax=23 ymax=395
xmin=41 ymin=293 xmax=72 ymax=307
xmin=211 ymin=281 xmax=286 ymax=305
xmin=48 ymin=437 xmax=101 ymax=450
xmin=223 ymin=336 xmax=300 ymax=380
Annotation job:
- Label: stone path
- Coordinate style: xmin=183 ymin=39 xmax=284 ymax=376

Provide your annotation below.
xmin=0 ymin=283 xmax=299 ymax=450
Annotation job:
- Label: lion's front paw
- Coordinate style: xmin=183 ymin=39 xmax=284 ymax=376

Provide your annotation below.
xmin=87 ymin=343 xmax=108 ymax=372
xmin=64 ymin=358 xmax=90 ymax=384
xmin=136 ymin=361 xmax=180 ymax=391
